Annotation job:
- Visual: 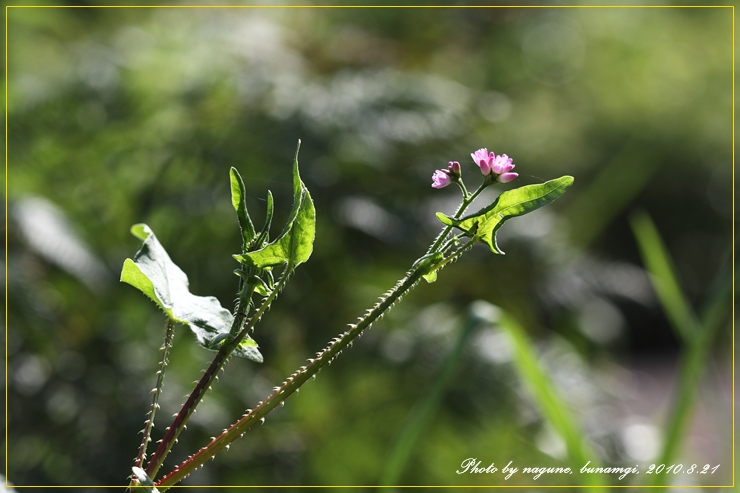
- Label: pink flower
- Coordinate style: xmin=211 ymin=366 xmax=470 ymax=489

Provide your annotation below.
xmin=471 ymin=148 xmax=518 ymax=183
xmin=471 ymin=148 xmax=494 ymax=175
xmin=491 ymin=154 xmax=514 ymax=175
xmin=491 ymin=154 xmax=518 ymax=183
xmin=431 ymin=169 xmax=452 ymax=189
xmin=431 ymin=161 xmax=461 ymax=189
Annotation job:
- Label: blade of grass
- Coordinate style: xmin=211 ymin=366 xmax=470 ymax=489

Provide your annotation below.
xmin=498 ymin=311 xmax=607 ymax=491
xmin=630 ymin=210 xmax=700 ymax=343
xmin=380 ymin=307 xmax=477 ymax=486
xmin=561 ymin=141 xmax=662 ymax=249
xmin=630 ymin=212 xmax=731 ymax=487
xmin=644 ymin=281 xmax=729 ymax=488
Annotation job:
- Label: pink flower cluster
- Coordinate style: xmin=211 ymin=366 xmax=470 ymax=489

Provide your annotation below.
xmin=470 ymin=148 xmax=518 ymax=183
xmin=431 ymin=148 xmax=518 ymax=189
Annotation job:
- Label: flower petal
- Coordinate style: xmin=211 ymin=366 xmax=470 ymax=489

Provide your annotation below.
xmin=497 ymin=172 xmax=518 ymax=183
xmin=471 ymin=149 xmax=492 ymax=175
xmin=431 ymin=169 xmax=452 ymax=188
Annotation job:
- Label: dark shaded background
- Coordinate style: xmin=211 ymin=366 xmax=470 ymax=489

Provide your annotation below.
xmin=5 ymin=3 xmax=733 ymax=488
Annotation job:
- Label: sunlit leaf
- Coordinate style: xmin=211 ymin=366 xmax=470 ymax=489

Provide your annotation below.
xmin=230 ymin=167 xmax=256 ymax=252
xmin=437 ymin=176 xmax=574 ymax=254
xmin=121 ymin=224 xmax=263 ymax=363
xmin=411 ymin=251 xmax=444 ymax=283
xmin=131 ymin=466 xmax=160 ymax=493
xmin=234 ymin=141 xmax=315 ymax=270
xmin=422 ymin=271 xmax=438 ymax=283
xmin=208 ymin=332 xmax=263 ymax=361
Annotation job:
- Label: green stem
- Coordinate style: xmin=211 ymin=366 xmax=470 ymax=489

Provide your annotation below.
xmin=155 ymin=240 xmax=477 ymax=489
xmin=437 ymin=233 xmax=466 ymax=256
xmin=427 ymin=181 xmax=488 ymax=254
xmin=144 ymin=271 xmax=289 ymax=479
xmin=456 ymin=178 xmax=470 ymax=199
xmin=231 ymin=282 xmax=259 ymax=336
xmin=133 ymin=319 xmax=175 ymax=470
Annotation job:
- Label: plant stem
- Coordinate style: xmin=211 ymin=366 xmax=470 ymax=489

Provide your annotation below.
xmin=437 ymin=233 xmax=466 ymax=256
xmin=156 ymin=240 xmax=476 ymax=489
xmin=144 ymin=271 xmax=289 ymax=479
xmin=427 ymin=181 xmax=488 ymax=254
xmin=456 ymin=179 xmax=470 ymax=199
xmin=134 ymin=319 xmax=175 ymax=470
xmin=153 ymin=180 xmax=486 ymax=487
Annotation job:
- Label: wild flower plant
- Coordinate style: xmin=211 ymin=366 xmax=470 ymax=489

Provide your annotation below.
xmin=123 ymin=141 xmax=573 ymax=490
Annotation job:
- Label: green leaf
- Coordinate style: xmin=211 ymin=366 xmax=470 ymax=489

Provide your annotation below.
xmin=131 ymin=466 xmax=160 ymax=493
xmin=230 ymin=167 xmax=256 ymax=252
xmin=631 ymin=212 xmax=731 ymax=486
xmin=252 ymin=190 xmax=274 ymax=250
xmin=232 ymin=336 xmax=262 ymax=360
xmin=130 ymin=223 xmax=151 ymax=242
xmin=422 ymin=271 xmax=437 ymax=283
xmin=208 ymin=332 xmax=263 ymax=361
xmin=233 ymin=141 xmax=315 ymax=270
xmin=629 ymin=210 xmax=699 ymax=343
xmin=411 ymin=252 xmax=444 ymax=283
xmin=121 ymin=224 xmax=263 ymax=363
xmin=437 ymin=176 xmax=574 ymax=254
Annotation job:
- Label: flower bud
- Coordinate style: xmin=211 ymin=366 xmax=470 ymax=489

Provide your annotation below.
xmin=447 ymin=161 xmax=461 ymax=177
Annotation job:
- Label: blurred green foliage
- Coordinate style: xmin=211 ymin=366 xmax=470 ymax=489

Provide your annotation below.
xmin=5 ymin=4 xmax=732 ymax=487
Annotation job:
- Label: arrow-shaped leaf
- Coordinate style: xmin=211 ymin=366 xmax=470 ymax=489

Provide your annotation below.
xmin=121 ymin=224 xmax=263 ymax=363
xmin=437 ymin=176 xmax=574 ymax=254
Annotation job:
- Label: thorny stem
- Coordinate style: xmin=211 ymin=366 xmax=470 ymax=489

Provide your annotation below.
xmin=153 ymin=180 xmax=490 ymax=487
xmin=133 ymin=319 xmax=174 ymax=470
xmin=438 ymin=233 xmax=467 ymax=256
xmin=144 ymin=270 xmax=290 ymax=479
xmin=155 ymin=239 xmax=477 ymax=489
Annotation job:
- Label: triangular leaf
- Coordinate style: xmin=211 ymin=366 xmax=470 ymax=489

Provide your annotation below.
xmin=437 ymin=176 xmax=574 ymax=254
xmin=230 ymin=167 xmax=256 ymax=252
xmin=234 ymin=141 xmax=315 ymax=270
xmin=121 ymin=224 xmax=262 ymax=362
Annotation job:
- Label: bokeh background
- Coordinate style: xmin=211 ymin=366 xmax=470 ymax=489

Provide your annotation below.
xmin=5 ymin=3 xmax=734 ymax=488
